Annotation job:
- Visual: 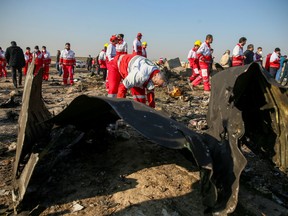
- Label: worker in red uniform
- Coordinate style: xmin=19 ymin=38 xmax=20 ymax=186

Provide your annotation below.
xmin=60 ymin=42 xmax=76 ymax=85
xmin=106 ymin=35 xmax=118 ymax=90
xmin=187 ymin=40 xmax=201 ymax=83
xmin=42 ymin=46 xmax=51 ymax=80
xmin=232 ymin=37 xmax=247 ymax=67
xmin=23 ymin=47 xmax=33 ymax=76
xmin=107 ymin=54 xmax=166 ymax=108
xmin=0 ymin=47 xmax=7 ymax=79
xmin=269 ymin=47 xmax=281 ymax=78
xmin=116 ymin=34 xmax=128 ymax=55
xmin=142 ymin=41 xmax=147 ymax=57
xmin=132 ymin=33 xmax=143 ymax=55
xmin=33 ymin=46 xmax=43 ymax=76
xmin=98 ymin=43 xmax=108 ymax=81
xmin=191 ymin=34 xmax=213 ymax=92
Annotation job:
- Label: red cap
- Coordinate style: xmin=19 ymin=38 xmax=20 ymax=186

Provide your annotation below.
xmin=110 ymin=35 xmax=118 ymax=42
xmin=137 ymin=33 xmax=142 ymax=37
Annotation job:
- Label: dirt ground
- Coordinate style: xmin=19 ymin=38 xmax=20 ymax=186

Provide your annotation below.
xmin=0 ymin=66 xmax=288 ymax=216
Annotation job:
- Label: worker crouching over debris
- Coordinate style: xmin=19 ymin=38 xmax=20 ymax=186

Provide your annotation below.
xmin=107 ymin=54 xmax=166 ymax=108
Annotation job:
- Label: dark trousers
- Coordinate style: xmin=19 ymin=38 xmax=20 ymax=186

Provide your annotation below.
xmin=99 ymin=68 xmax=107 ymax=81
xmin=11 ymin=66 xmax=23 ymax=88
xmin=269 ymin=67 xmax=278 ymax=78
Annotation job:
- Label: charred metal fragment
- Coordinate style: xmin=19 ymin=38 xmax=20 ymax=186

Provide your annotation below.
xmin=207 ymin=62 xmax=288 ymax=172
xmin=15 ymin=93 xmax=242 ymax=215
xmin=12 ymin=62 xmax=52 ymax=210
xmin=12 ymin=62 xmax=287 ymax=215
xmin=12 ymin=89 xmax=244 ymax=215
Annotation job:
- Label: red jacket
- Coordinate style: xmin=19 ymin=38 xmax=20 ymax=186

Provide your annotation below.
xmin=188 ymin=48 xmax=200 ymax=69
xmin=34 ymin=51 xmax=43 ymax=66
xmin=264 ymin=53 xmax=272 ymax=70
xmin=269 ymin=52 xmax=280 ymax=69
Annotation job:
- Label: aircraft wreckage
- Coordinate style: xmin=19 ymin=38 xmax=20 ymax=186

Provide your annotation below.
xmin=12 ymin=62 xmax=288 ymax=215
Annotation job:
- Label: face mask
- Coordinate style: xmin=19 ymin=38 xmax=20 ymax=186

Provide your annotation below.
xmin=259 ymin=51 xmax=262 ymax=55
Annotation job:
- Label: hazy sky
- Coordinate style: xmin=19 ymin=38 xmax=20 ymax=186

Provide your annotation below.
xmin=1 ymin=0 xmax=287 ymax=62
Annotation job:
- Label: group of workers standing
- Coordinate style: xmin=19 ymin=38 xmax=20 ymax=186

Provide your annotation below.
xmin=218 ymin=37 xmax=287 ymax=82
xmin=96 ymin=32 xmax=165 ymax=108
xmin=1 ymin=42 xmax=52 ymax=88
xmin=188 ymin=35 xmax=287 ymax=92
xmin=2 ymin=33 xmax=286 ymax=108
xmin=187 ymin=34 xmax=214 ymax=92
xmin=1 ymin=33 xmax=165 ymax=108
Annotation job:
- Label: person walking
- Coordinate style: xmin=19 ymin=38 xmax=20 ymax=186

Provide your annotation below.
xmin=254 ymin=47 xmax=263 ymax=65
xmin=276 ymin=55 xmax=288 ymax=82
xmin=232 ymin=37 xmax=247 ymax=66
xmin=86 ymin=55 xmax=93 ymax=72
xmin=5 ymin=41 xmax=25 ymax=88
xmin=132 ymin=33 xmax=143 ymax=55
xmin=98 ymin=43 xmax=108 ymax=81
xmin=191 ymin=34 xmax=213 ymax=92
xmin=42 ymin=46 xmax=51 ymax=80
xmin=60 ymin=42 xmax=76 ymax=85
xmin=220 ymin=50 xmax=231 ymax=68
xmin=269 ymin=47 xmax=281 ymax=78
xmin=107 ymin=54 xmax=166 ymax=108
xmin=23 ymin=47 xmax=33 ymax=76
xmin=0 ymin=47 xmax=8 ymax=79
xmin=33 ymin=45 xmax=43 ymax=76
xmin=106 ymin=35 xmax=118 ymax=90
xmin=56 ymin=50 xmax=62 ymax=76
xmin=187 ymin=40 xmax=201 ymax=83
xmin=244 ymin=44 xmax=254 ymax=65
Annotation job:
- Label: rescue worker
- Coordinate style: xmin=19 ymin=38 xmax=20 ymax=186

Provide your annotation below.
xmin=191 ymin=34 xmax=213 ymax=92
xmin=0 ymin=47 xmax=7 ymax=79
xmin=23 ymin=47 xmax=33 ymax=76
xmin=116 ymin=34 xmax=128 ymax=55
xmin=42 ymin=46 xmax=51 ymax=80
xmin=107 ymin=54 xmax=166 ymax=108
xmin=132 ymin=33 xmax=142 ymax=55
xmin=264 ymin=53 xmax=272 ymax=71
xmin=187 ymin=40 xmax=201 ymax=83
xmin=98 ymin=43 xmax=108 ymax=81
xmin=142 ymin=41 xmax=147 ymax=57
xmin=33 ymin=45 xmax=43 ymax=76
xmin=158 ymin=57 xmax=165 ymax=65
xmin=232 ymin=37 xmax=247 ymax=67
xmin=269 ymin=47 xmax=281 ymax=78
xmin=60 ymin=42 xmax=76 ymax=85
xmin=106 ymin=35 xmax=118 ymax=90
